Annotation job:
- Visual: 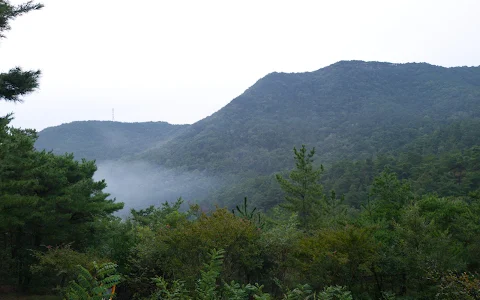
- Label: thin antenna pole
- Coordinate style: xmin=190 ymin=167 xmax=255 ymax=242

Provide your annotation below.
xmin=112 ymin=108 xmax=115 ymax=121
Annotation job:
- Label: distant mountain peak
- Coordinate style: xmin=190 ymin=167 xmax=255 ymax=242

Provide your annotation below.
xmin=35 ymin=120 xmax=188 ymax=161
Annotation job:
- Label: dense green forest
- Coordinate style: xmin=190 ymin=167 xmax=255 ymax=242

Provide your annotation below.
xmin=36 ymin=54 xmax=480 ymax=211
xmin=139 ymin=60 xmax=480 ymax=173
xmin=39 ymin=60 xmax=480 ymax=175
xmin=3 ymin=1 xmax=480 ymax=299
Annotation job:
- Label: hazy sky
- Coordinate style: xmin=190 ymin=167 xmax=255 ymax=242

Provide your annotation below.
xmin=1 ymin=0 xmax=479 ymax=130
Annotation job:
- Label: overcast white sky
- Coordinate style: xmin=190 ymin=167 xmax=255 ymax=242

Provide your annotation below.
xmin=1 ymin=0 xmax=479 ymax=130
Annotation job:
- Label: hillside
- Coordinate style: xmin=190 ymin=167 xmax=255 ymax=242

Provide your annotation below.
xmin=35 ymin=120 xmax=188 ymax=161
xmin=210 ymin=118 xmax=480 ymax=209
xmin=35 ymin=61 xmax=480 ymax=209
xmin=140 ymin=61 xmax=480 ymax=175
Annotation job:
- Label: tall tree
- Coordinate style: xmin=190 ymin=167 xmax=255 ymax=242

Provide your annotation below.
xmin=0 ymin=0 xmax=43 ymax=289
xmin=0 ymin=119 xmax=124 ymax=288
xmin=0 ymin=2 xmax=124 ymax=290
xmin=276 ymin=145 xmax=324 ymax=230
xmin=369 ymin=170 xmax=413 ymax=221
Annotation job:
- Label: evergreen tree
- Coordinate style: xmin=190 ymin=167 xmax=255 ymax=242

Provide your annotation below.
xmin=1 ymin=1 xmax=43 ymax=104
xmin=369 ymin=170 xmax=413 ymax=221
xmin=0 ymin=120 xmax=124 ymax=288
xmin=0 ymin=2 xmax=124 ymax=290
xmin=0 ymin=0 xmax=43 ymax=289
xmin=276 ymin=145 xmax=324 ymax=230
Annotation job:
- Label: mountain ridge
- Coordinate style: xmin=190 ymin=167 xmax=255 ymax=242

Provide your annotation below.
xmin=34 ymin=60 xmax=480 ymax=208
xmin=36 ymin=60 xmax=480 ymax=170
xmin=138 ymin=60 xmax=480 ymax=173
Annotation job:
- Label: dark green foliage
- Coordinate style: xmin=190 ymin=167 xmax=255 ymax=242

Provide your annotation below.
xmin=0 ymin=67 xmax=41 ymax=102
xmin=434 ymin=271 xmax=480 ymax=300
xmin=126 ymin=207 xmax=263 ymax=298
xmin=222 ymin=281 xmax=268 ymax=300
xmin=149 ymin=276 xmax=190 ymax=300
xmin=212 ymin=175 xmax=283 ymax=211
xmin=1 ymin=1 xmax=42 ymax=103
xmin=130 ymin=197 xmax=189 ymax=229
xmin=30 ymin=244 xmax=102 ymax=292
xmin=318 ymin=285 xmax=353 ymax=300
xmin=234 ymin=197 xmax=257 ymax=220
xmin=195 ymin=248 xmax=225 ymax=300
xmin=276 ymin=145 xmax=324 ymax=230
xmin=0 ymin=0 xmax=43 ymax=38
xmin=34 ymin=61 xmax=480 ymax=212
xmin=369 ymin=170 xmax=413 ymax=221
xmin=273 ymin=280 xmax=316 ymax=300
xmin=66 ymin=262 xmax=121 ymax=300
xmin=321 ymin=138 xmax=480 ymax=208
xmin=146 ymin=245 xmax=355 ymax=300
xmin=322 ymin=190 xmax=348 ymax=229
xmin=0 ymin=117 xmax=123 ymax=290
xmin=4 ymin=10 xmax=480 ymax=298
xmin=232 ymin=197 xmax=265 ymax=229
xmin=139 ymin=61 xmax=480 ymax=176
xmin=7 ymin=160 xmax=480 ymax=299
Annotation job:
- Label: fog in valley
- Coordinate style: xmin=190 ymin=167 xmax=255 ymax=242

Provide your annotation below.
xmin=94 ymin=160 xmax=221 ymax=215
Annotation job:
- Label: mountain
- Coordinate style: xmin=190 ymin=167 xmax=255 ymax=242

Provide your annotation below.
xmin=35 ymin=61 xmax=480 ymax=210
xmin=140 ymin=61 xmax=480 ymax=174
xmin=35 ymin=121 xmax=188 ymax=161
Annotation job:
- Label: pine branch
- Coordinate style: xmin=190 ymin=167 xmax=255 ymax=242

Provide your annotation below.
xmin=0 ymin=67 xmax=41 ymax=102
xmin=0 ymin=1 xmax=43 ymax=38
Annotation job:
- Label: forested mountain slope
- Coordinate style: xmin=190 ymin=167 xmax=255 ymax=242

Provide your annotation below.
xmin=140 ymin=61 xmax=480 ymax=175
xmin=35 ymin=121 xmax=188 ymax=161
xmin=35 ymin=61 xmax=480 ymax=210
xmin=213 ymin=118 xmax=480 ymax=209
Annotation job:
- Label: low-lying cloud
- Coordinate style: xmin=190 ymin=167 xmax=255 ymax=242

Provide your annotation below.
xmin=94 ymin=160 xmax=220 ymax=215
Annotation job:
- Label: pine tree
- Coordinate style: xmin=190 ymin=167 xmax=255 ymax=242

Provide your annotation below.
xmin=0 ymin=1 xmax=43 ymax=103
xmin=0 ymin=126 xmax=124 ymax=288
xmin=0 ymin=3 xmax=125 ymax=289
xmin=276 ymin=145 xmax=324 ymax=230
xmin=0 ymin=0 xmax=43 ymax=288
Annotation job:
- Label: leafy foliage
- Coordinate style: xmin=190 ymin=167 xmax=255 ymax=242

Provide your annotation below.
xmin=434 ymin=272 xmax=480 ymax=300
xmin=195 ymin=248 xmax=225 ymax=300
xmin=66 ymin=262 xmax=121 ymax=300
xmin=149 ymin=276 xmax=190 ymax=300
xmin=318 ymin=285 xmax=353 ymax=300
xmin=30 ymin=244 xmax=103 ymax=293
